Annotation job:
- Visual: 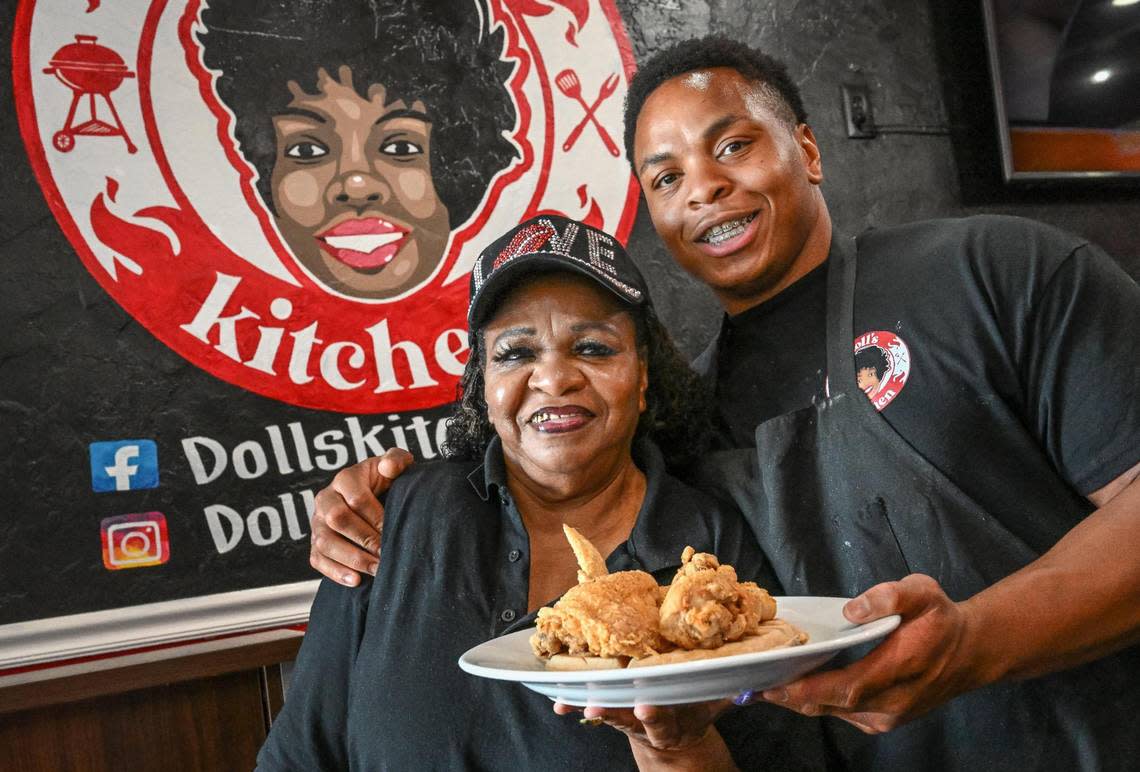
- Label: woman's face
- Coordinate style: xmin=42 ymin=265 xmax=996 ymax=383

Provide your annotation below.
xmin=481 ymin=273 xmax=648 ymax=487
xmin=270 ymin=65 xmax=451 ymax=300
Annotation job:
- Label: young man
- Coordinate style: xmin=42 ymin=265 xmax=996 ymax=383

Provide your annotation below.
xmin=307 ymin=37 xmax=1140 ymax=769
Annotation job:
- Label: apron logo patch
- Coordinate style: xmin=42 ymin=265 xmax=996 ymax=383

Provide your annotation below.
xmin=853 ymin=331 xmax=910 ymax=411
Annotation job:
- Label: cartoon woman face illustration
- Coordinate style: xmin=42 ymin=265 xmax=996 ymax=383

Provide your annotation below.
xmin=198 ymin=0 xmax=517 ymax=301
xmin=269 ymin=67 xmax=450 ymax=298
xmin=855 ymin=346 xmax=889 ymax=396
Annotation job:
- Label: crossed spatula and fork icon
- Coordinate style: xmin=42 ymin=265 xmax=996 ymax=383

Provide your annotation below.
xmin=555 ymin=70 xmax=621 ymax=157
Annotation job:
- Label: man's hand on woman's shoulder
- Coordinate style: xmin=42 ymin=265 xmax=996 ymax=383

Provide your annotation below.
xmin=310 ymin=448 xmax=414 ymax=586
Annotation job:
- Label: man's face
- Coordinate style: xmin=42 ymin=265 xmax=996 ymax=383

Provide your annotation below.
xmin=270 ymin=65 xmax=451 ymax=300
xmin=633 ymin=68 xmax=828 ymax=315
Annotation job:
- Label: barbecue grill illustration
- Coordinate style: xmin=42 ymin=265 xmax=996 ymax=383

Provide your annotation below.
xmin=43 ymin=35 xmax=137 ymax=154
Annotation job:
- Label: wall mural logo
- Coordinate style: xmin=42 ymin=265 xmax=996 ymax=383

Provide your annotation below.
xmin=853 ymin=331 xmax=911 ymax=411
xmin=14 ymin=0 xmax=638 ymax=413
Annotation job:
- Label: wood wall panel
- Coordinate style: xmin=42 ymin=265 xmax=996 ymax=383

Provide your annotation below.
xmin=0 ymin=668 xmax=267 ymax=772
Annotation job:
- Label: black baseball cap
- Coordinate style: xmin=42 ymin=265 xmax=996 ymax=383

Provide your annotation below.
xmin=467 ymin=215 xmax=648 ymax=330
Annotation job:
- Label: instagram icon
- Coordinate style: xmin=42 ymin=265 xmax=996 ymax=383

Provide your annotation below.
xmin=101 ymin=512 xmax=170 ymax=570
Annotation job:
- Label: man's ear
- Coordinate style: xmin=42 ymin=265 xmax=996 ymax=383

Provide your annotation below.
xmin=797 ymin=124 xmax=824 ymax=184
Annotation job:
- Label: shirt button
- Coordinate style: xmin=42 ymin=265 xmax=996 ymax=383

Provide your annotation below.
xmin=508 ymin=549 xmax=522 ymax=562
xmin=500 ymin=609 xmax=516 ymax=622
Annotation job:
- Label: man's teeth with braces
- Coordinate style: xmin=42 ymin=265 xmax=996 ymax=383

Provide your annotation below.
xmin=700 ymin=212 xmax=757 ymax=244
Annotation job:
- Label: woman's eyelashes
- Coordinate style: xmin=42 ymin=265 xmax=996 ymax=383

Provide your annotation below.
xmin=281 ymin=136 xmax=423 ymax=162
xmin=491 ymin=344 xmax=535 ymax=364
xmin=491 ymin=339 xmax=617 ymax=365
xmin=573 ymin=340 xmax=616 ymax=357
xmin=380 ymin=138 xmax=424 ymax=158
xmin=284 ymin=139 xmax=329 ymax=160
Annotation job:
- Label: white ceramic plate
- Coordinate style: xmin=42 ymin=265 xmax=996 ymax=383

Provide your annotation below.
xmin=458 ymin=596 xmax=900 ymax=707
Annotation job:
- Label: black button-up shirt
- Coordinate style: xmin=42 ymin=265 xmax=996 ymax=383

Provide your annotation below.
xmin=257 ymin=438 xmax=819 ymax=771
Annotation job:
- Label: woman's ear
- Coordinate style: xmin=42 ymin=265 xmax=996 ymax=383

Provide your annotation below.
xmin=638 ymin=357 xmax=649 ymax=413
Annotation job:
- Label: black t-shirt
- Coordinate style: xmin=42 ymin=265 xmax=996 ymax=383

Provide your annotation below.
xmin=256 ymin=437 xmax=825 ymax=771
xmin=706 ymin=215 xmax=1139 ymax=551
xmin=713 ymin=261 xmax=828 ymax=446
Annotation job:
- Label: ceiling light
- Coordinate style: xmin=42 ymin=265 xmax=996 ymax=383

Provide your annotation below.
xmin=1112 ymin=0 xmax=1138 ymax=7
xmin=1091 ymin=69 xmax=1112 ymax=83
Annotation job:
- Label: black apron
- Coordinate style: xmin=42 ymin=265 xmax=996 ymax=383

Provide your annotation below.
xmin=730 ymin=239 xmax=1140 ymax=771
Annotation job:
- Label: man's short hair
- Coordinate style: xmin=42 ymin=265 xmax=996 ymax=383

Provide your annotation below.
xmin=623 ymin=35 xmax=808 ymax=166
xmin=197 ymin=0 xmax=518 ymax=227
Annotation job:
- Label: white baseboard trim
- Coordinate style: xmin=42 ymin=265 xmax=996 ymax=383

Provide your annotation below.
xmin=0 ymin=580 xmax=319 ymax=671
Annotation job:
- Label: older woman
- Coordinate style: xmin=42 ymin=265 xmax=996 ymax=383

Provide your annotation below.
xmin=255 ymin=217 xmax=796 ymax=770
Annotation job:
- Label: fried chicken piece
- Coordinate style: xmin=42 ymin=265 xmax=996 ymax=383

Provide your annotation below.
xmin=531 ymin=570 xmax=666 ymax=658
xmin=530 ymin=526 xmax=666 ymax=660
xmin=563 ymin=522 xmax=609 ymax=583
xmin=658 ymin=546 xmax=777 ymax=649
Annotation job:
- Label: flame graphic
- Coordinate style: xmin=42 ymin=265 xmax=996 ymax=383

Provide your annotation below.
xmin=510 ymin=0 xmax=590 ymax=46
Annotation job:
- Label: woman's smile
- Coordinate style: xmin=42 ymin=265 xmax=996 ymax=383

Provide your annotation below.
xmin=317 ymin=216 xmax=409 ymax=271
xmin=526 ymin=404 xmax=596 ymax=433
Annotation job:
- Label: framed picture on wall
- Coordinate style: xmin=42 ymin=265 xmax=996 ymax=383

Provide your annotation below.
xmin=981 ymin=0 xmax=1140 ymax=182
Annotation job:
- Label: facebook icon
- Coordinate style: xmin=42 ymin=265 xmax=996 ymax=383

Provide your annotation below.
xmin=90 ymin=440 xmax=159 ymax=492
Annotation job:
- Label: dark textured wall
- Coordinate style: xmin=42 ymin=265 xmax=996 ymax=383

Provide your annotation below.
xmin=615 ymin=0 xmax=1140 ymax=357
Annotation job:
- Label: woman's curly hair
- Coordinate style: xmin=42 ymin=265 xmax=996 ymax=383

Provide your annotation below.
xmin=443 ymin=288 xmax=712 ymax=469
xmin=197 ymin=0 xmax=518 ymax=227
